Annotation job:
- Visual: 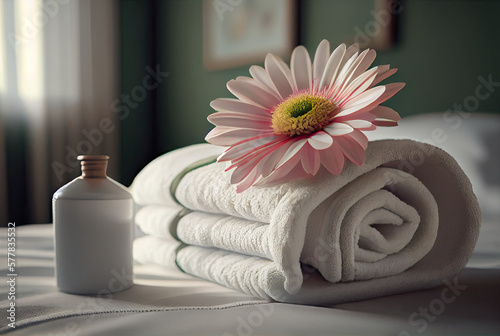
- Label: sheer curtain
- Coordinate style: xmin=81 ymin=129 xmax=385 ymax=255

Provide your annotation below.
xmin=0 ymin=113 xmax=6 ymax=226
xmin=0 ymin=0 xmax=119 ymax=224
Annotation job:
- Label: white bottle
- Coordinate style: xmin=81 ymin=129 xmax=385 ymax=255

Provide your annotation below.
xmin=53 ymin=155 xmax=134 ymax=294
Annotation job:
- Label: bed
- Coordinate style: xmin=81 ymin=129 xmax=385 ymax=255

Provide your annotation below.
xmin=1 ymin=112 xmax=499 ymax=335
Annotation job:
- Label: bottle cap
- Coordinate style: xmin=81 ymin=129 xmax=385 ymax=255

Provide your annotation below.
xmin=77 ymin=155 xmax=109 ymax=178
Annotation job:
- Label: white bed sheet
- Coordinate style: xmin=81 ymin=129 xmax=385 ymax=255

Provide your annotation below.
xmin=1 ymin=113 xmax=499 ymax=335
xmin=1 ymin=224 xmax=499 ymax=335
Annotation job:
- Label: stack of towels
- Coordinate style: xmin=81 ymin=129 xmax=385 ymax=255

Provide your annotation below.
xmin=131 ymin=140 xmax=481 ymax=305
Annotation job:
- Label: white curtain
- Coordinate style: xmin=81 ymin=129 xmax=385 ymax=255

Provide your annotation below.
xmin=0 ymin=113 xmax=6 ymax=225
xmin=0 ymin=0 xmax=119 ymax=223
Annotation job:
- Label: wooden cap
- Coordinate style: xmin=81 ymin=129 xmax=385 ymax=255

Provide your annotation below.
xmin=77 ymin=155 xmax=109 ymax=178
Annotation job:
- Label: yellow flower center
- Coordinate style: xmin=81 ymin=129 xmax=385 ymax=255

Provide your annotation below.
xmin=271 ymin=94 xmax=337 ymax=137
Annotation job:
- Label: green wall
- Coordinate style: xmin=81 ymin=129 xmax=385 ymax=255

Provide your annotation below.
xmin=300 ymin=0 xmax=500 ymax=116
xmin=120 ymin=0 xmax=159 ymax=184
xmin=120 ymin=0 xmax=500 ymax=184
xmin=158 ymin=0 xmax=250 ymax=152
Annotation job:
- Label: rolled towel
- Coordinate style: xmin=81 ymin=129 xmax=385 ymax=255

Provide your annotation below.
xmin=131 ymin=140 xmax=481 ymax=304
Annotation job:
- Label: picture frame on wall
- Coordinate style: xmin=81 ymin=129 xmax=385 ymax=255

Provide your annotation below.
xmin=203 ymin=0 xmax=297 ymax=71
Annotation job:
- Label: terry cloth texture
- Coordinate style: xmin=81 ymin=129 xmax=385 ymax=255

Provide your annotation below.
xmin=131 ymin=140 xmax=481 ymax=305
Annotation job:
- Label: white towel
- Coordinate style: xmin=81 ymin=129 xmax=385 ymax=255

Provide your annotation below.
xmin=131 ymin=140 xmax=481 ymax=305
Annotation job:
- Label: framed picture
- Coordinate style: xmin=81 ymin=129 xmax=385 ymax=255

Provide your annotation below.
xmin=351 ymin=0 xmax=399 ymax=50
xmin=203 ymin=0 xmax=297 ymax=71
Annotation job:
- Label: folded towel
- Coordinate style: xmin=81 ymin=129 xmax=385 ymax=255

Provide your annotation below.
xmin=133 ymin=234 xmax=181 ymax=273
xmin=131 ymin=140 xmax=481 ymax=305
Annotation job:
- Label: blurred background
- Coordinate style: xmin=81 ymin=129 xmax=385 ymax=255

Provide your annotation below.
xmin=0 ymin=0 xmax=499 ymax=226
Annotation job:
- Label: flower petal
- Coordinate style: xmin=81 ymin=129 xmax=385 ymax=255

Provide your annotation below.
xmin=230 ymin=156 xmax=259 ymax=185
xmin=225 ymin=137 xmax=289 ymax=175
xmin=329 ymin=52 xmax=358 ymax=97
xmin=339 ymin=43 xmax=360 ymax=70
xmin=312 ymin=39 xmax=330 ymax=88
xmin=347 ymin=129 xmax=369 ymax=150
xmin=260 ymin=140 xmax=294 ymax=177
xmin=337 ymin=135 xmax=365 ymax=165
xmin=230 ymin=150 xmax=270 ymax=185
xmin=227 ymin=78 xmax=280 ymax=109
xmin=210 ymin=98 xmax=270 ymax=118
xmin=336 ymin=86 xmax=385 ymax=117
xmin=335 ymin=67 xmax=378 ymax=105
xmin=265 ymin=53 xmax=294 ymax=99
xmin=291 ymin=45 xmax=312 ymax=91
xmin=276 ymin=56 xmax=298 ymax=92
xmin=319 ymin=43 xmax=346 ymax=91
xmin=369 ymin=67 xmax=398 ymax=88
xmin=370 ymin=83 xmax=406 ymax=107
xmin=205 ymin=126 xmax=269 ymax=146
xmin=234 ymin=150 xmax=275 ymax=192
xmin=208 ymin=112 xmax=272 ymax=128
xmin=217 ymin=134 xmax=281 ymax=162
xmin=361 ymin=124 xmax=377 ymax=131
xmin=374 ymin=64 xmax=390 ymax=77
xmin=275 ymin=138 xmax=307 ymax=169
xmin=235 ymin=169 xmax=260 ymax=193
xmin=343 ymin=119 xmax=373 ymax=129
xmin=249 ymin=65 xmax=282 ymax=99
xmin=334 ymin=84 xmax=404 ymax=120
xmin=307 ymin=131 xmax=333 ymax=150
xmin=329 ymin=43 xmax=360 ymax=95
xmin=369 ymin=106 xmax=401 ymax=121
xmin=349 ymin=49 xmax=377 ymax=84
xmin=301 ymin=143 xmax=321 ymax=175
xmin=333 ymin=111 xmax=376 ymax=123
xmin=336 ymin=48 xmax=370 ymax=90
xmin=372 ymin=120 xmax=398 ymax=127
xmin=319 ymin=141 xmax=344 ymax=175
xmin=259 ymin=153 xmax=303 ymax=186
xmin=324 ymin=122 xmax=354 ymax=136
xmin=217 ymin=134 xmax=286 ymax=163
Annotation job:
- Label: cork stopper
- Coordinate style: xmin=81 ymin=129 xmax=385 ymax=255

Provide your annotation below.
xmin=77 ymin=155 xmax=109 ymax=178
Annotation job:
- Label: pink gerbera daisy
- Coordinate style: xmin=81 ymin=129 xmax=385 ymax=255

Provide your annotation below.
xmin=205 ymin=40 xmax=404 ymax=192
